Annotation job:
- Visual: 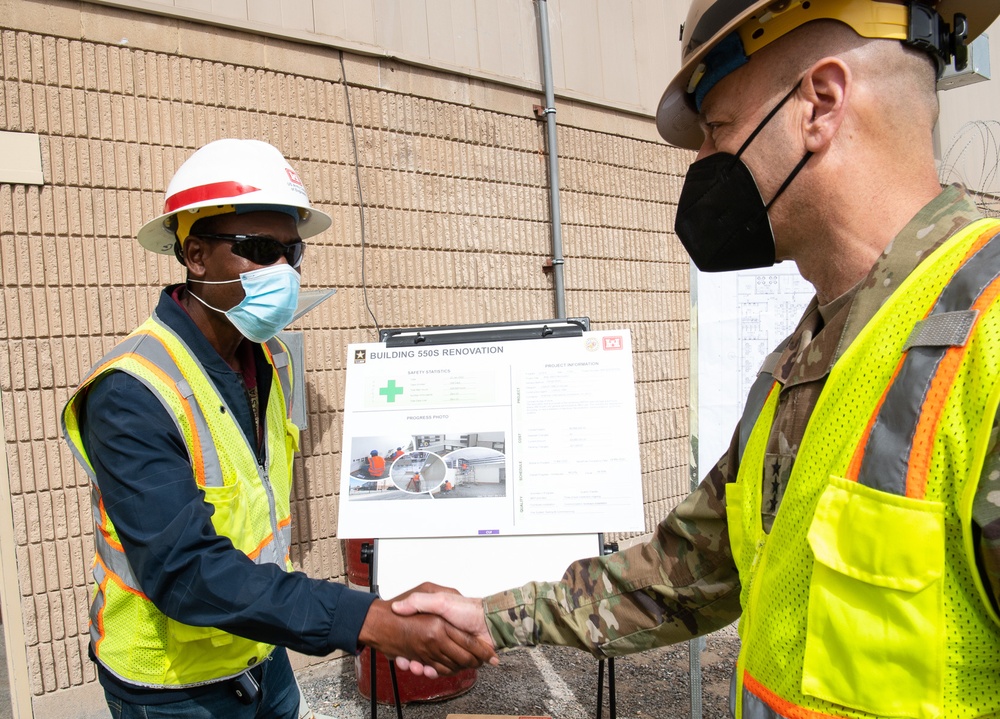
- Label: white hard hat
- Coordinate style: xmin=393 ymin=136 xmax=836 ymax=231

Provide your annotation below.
xmin=657 ymin=0 xmax=1000 ymax=150
xmin=137 ymin=139 xmax=333 ymax=254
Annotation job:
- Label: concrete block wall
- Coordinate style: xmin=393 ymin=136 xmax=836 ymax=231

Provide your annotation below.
xmin=0 ymin=0 xmax=694 ymax=710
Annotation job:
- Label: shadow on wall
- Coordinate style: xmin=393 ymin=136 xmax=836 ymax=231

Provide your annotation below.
xmin=288 ymin=380 xmax=340 ymax=571
xmin=1 ymin=617 xmax=12 ymax=719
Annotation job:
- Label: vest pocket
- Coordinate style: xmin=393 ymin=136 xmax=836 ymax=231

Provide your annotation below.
xmin=803 ymin=476 xmax=944 ymax=719
xmin=201 ymin=481 xmax=249 ymax=550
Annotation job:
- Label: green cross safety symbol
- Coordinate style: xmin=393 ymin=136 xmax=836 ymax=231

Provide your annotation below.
xmin=379 ymin=380 xmax=404 ymax=403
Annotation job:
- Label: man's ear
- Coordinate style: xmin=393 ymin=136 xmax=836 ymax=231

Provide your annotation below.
xmin=799 ymin=57 xmax=850 ymax=153
xmin=181 ymin=236 xmax=209 ymax=279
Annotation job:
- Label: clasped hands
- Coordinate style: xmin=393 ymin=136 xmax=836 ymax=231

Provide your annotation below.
xmin=358 ymin=582 xmax=496 ymax=678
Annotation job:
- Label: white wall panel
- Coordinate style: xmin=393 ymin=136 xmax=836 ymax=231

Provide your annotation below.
xmin=427 ymin=0 xmax=459 ymax=65
xmin=282 ymin=0 xmax=315 ymax=32
xmin=937 ymin=23 xmax=1000 ymax=195
xmin=210 ymin=0 xmax=247 ymax=21
xmin=345 ymin=0 xmax=377 ymax=47
xmin=84 ymin=0 xmax=681 ymax=116
xmin=474 ymin=0 xmax=505 ymax=77
xmin=247 ymin=0 xmax=282 ymax=27
xmin=314 ymin=0 xmax=345 ymax=41
xmin=597 ymin=0 xmax=641 ymax=106
xmin=400 ymin=0 xmax=431 ymax=59
xmin=559 ymin=0 xmax=603 ymax=100
xmin=635 ymin=0 xmax=677 ymax=116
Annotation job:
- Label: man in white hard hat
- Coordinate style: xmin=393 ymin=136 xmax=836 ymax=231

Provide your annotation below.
xmin=392 ymin=2 xmax=1000 ymax=717
xmin=62 ymin=139 xmax=495 ymax=718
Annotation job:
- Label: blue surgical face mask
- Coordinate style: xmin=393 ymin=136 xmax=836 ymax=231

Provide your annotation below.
xmin=189 ymin=264 xmax=301 ymax=342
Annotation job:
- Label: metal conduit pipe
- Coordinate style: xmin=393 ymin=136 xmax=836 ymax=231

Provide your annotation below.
xmin=535 ymin=0 xmax=567 ymax=319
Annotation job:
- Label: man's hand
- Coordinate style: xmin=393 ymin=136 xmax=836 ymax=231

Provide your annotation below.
xmin=390 ymin=590 xmax=495 ymax=676
xmin=358 ymin=583 xmax=497 ymax=679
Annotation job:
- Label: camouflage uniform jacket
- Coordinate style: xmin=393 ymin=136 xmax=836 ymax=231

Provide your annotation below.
xmin=483 ymin=186 xmax=1000 ymax=655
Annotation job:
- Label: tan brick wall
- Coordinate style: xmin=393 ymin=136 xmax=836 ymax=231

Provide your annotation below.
xmin=0 ymin=0 xmax=693 ymax=707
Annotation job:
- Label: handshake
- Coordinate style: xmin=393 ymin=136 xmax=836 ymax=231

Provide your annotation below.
xmin=358 ymin=583 xmax=497 ymax=678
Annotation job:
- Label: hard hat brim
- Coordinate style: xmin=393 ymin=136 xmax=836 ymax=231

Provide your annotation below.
xmin=656 ymin=5 xmax=758 ymax=151
xmin=136 ymin=201 xmax=333 ymax=256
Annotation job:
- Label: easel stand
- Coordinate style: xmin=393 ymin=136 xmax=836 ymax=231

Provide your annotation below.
xmin=595 ymin=540 xmax=618 ymax=719
xmin=596 ymin=658 xmax=616 ymax=719
xmin=361 ymin=542 xmax=404 ymax=719
xmin=354 ymin=319 xmax=637 ymax=718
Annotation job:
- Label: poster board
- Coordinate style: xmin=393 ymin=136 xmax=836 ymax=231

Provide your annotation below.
xmin=337 ymin=320 xmax=645 ymax=540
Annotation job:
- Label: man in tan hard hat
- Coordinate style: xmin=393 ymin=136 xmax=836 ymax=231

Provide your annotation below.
xmin=62 ymin=139 xmax=495 ymax=718
xmin=392 ymin=2 xmax=1000 ymax=717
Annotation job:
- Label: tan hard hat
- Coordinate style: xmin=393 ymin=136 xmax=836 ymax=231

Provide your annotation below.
xmin=657 ymin=0 xmax=1000 ymax=150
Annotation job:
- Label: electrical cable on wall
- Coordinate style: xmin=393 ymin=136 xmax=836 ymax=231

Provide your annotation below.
xmin=940 ymin=120 xmax=1000 ymax=218
xmin=339 ymin=51 xmax=382 ymax=338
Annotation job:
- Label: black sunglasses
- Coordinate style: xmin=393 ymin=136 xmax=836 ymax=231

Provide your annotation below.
xmin=193 ymin=233 xmax=306 ymax=268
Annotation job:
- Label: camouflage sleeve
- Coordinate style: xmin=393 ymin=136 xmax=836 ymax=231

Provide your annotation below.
xmin=973 ymin=410 xmax=1000 ymax=617
xmin=483 ymin=444 xmax=742 ymax=657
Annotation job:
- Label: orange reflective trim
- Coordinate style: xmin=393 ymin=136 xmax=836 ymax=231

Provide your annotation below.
xmin=905 ymin=275 xmax=1000 ymax=499
xmin=246 ymin=542 xmax=267 ymax=561
xmin=97 ymin=554 xmax=148 ymax=600
xmin=77 ymin=329 xmax=161 ymax=385
xmin=93 ymin=558 xmax=110 ymax=655
xmin=126 ymin=352 xmax=209 ymax=487
xmin=246 ymin=515 xmax=291 ymax=560
xmin=743 ymin=670 xmax=842 ymax=719
xmin=961 ymin=223 xmax=999 ymax=262
xmin=98 ymin=497 xmax=124 ymax=553
xmin=80 ymin=330 xmax=210 ymax=487
xmin=92 ymin=554 xmax=149 ymax=655
xmin=846 ymin=354 xmax=909 ymax=482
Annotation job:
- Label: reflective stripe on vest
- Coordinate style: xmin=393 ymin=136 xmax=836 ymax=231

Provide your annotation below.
xmin=739 ymin=337 xmax=791 ymax=464
xmin=84 ymin=324 xmax=224 ymax=488
xmin=850 ymin=227 xmax=1000 ymax=498
xmin=91 ymin=482 xmax=142 ymax=593
xmin=90 ymin=558 xmax=107 ymax=648
xmin=264 ymin=337 xmax=293 ymax=420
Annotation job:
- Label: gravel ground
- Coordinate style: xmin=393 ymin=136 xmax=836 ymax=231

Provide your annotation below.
xmin=299 ymin=623 xmax=739 ymax=719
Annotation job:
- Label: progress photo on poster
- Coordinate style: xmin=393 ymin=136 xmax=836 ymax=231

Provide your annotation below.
xmin=347 ymin=433 xmax=507 ymax=501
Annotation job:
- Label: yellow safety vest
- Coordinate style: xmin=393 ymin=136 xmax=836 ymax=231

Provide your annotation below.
xmin=728 ymin=218 xmax=1000 ymax=719
xmin=62 ymin=313 xmax=299 ymax=688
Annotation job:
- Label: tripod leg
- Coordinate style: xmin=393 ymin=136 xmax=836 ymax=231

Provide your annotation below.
xmin=389 ymin=656 xmax=404 ymax=719
xmin=370 ymin=648 xmax=377 ymax=719
xmin=609 ymin=657 xmax=616 ymax=719
xmin=596 ymin=659 xmax=605 ymax=719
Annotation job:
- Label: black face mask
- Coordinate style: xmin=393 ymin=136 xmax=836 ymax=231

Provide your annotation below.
xmin=675 ymin=82 xmax=813 ymax=273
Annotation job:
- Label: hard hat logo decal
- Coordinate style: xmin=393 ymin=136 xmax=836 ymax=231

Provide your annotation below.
xmin=163 ymin=181 xmax=261 ymax=213
xmin=285 ymin=168 xmax=303 ymax=186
